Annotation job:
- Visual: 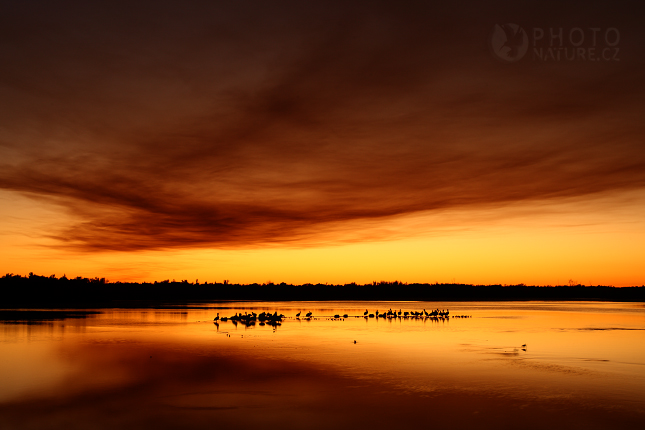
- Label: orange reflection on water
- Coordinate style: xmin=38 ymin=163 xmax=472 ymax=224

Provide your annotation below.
xmin=1 ymin=301 xmax=644 ymax=429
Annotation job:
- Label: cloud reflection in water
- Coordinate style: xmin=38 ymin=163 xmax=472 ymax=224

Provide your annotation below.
xmin=0 ymin=302 xmax=644 ymax=429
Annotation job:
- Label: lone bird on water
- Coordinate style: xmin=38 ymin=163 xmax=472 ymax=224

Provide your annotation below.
xmin=213 ymin=313 xmax=219 ymax=322
xmin=296 ymin=311 xmax=301 ymax=318
xmin=306 ymin=311 xmax=313 ymax=318
xmin=364 ymin=309 xmax=368 ymax=316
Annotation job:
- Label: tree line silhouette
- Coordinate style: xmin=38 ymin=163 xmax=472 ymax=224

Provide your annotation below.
xmin=1 ymin=273 xmax=643 ymax=306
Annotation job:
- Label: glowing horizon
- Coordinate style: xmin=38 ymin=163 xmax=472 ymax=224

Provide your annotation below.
xmin=2 ymin=189 xmax=643 ymax=286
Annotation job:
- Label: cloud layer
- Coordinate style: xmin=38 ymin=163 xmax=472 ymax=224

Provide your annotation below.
xmin=1 ymin=0 xmax=644 ymax=251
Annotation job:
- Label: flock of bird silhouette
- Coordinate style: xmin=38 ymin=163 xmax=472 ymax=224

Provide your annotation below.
xmin=360 ymin=308 xmax=459 ymax=319
xmin=210 ymin=309 xmax=528 ymax=349
xmin=213 ymin=308 xmax=472 ymax=325
xmin=213 ymin=311 xmax=285 ymax=326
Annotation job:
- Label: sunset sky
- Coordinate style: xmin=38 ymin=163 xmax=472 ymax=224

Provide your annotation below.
xmin=1 ymin=0 xmax=643 ymax=286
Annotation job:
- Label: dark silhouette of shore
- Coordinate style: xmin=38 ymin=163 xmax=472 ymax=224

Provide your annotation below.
xmin=1 ymin=273 xmax=643 ymax=307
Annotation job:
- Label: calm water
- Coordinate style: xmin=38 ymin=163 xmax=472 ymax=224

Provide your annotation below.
xmin=1 ymin=301 xmax=644 ymax=429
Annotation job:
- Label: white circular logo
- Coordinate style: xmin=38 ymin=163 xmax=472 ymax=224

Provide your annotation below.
xmin=489 ymin=23 xmax=528 ymax=62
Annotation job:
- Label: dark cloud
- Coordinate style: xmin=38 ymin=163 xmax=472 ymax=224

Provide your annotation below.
xmin=0 ymin=0 xmax=644 ymax=251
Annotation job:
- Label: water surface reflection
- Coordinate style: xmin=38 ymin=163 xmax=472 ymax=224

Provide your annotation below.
xmin=1 ymin=301 xmax=644 ymax=429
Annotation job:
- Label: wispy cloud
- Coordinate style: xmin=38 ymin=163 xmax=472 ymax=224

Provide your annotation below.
xmin=1 ymin=0 xmax=643 ymax=251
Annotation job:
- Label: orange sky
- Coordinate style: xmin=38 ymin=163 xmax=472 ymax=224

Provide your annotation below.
xmin=0 ymin=1 xmax=644 ymax=286
xmin=2 ymin=189 xmax=643 ymax=286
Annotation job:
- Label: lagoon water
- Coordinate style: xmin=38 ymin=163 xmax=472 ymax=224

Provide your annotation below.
xmin=1 ymin=301 xmax=644 ymax=429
